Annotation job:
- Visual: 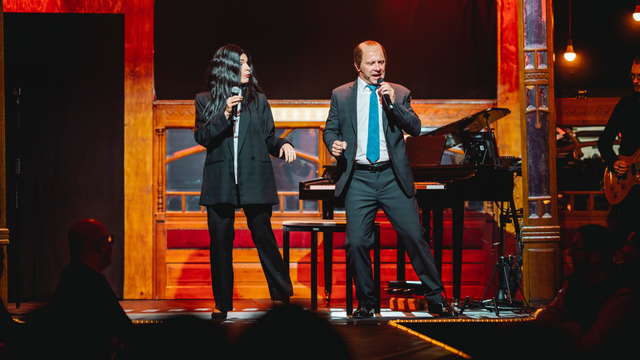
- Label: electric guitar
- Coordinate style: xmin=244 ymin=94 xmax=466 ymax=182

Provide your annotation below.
xmin=603 ymin=148 xmax=640 ymax=205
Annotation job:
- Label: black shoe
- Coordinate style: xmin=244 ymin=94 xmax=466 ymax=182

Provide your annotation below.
xmin=352 ymin=301 xmax=375 ymax=318
xmin=211 ymin=310 xmax=228 ymax=320
xmin=428 ymin=301 xmax=458 ymax=318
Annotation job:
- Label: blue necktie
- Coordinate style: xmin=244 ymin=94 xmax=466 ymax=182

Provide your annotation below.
xmin=366 ymin=85 xmax=379 ymax=163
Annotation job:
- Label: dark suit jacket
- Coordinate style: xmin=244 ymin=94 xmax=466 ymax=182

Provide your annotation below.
xmin=194 ymin=91 xmax=288 ymax=206
xmin=323 ymin=80 xmax=421 ymax=197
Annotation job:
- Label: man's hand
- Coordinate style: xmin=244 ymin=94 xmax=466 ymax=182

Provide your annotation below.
xmin=331 ymin=140 xmax=347 ymax=157
xmin=279 ymin=143 xmax=296 ymax=163
xmin=614 ymin=160 xmax=629 ymax=176
xmin=378 ymin=82 xmax=395 ymax=104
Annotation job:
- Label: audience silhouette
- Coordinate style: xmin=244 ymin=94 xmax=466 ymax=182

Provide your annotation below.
xmin=235 ymin=304 xmax=351 ymax=360
xmin=532 ymin=224 xmax=635 ymax=357
xmin=18 ymin=219 xmax=131 ymax=359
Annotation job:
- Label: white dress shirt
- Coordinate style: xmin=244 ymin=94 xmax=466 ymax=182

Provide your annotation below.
xmin=233 ymin=105 xmax=242 ymax=184
xmin=355 ymin=77 xmax=389 ymax=164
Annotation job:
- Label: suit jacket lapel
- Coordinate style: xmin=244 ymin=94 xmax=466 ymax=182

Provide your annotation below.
xmin=347 ymin=81 xmax=358 ymax=134
xmin=382 ymin=102 xmax=389 ymax=138
xmin=237 ymin=107 xmax=250 ymax=155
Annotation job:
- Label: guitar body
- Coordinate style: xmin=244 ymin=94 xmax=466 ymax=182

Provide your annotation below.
xmin=604 ymin=149 xmax=640 ymax=205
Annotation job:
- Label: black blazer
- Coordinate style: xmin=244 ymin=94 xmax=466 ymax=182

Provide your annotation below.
xmin=194 ymin=91 xmax=289 ymax=206
xmin=323 ymin=80 xmax=422 ymax=197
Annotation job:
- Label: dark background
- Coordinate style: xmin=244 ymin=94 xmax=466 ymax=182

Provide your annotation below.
xmin=553 ymin=0 xmax=640 ymax=97
xmin=4 ymin=14 xmax=125 ymax=300
xmin=154 ymin=0 xmax=498 ymax=100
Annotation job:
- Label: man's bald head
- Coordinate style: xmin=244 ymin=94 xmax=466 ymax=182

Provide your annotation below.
xmin=68 ymin=219 xmax=112 ymax=272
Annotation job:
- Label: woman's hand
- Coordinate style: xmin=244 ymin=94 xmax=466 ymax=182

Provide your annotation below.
xmin=280 ymin=143 xmax=296 ymax=163
xmin=224 ymin=95 xmax=243 ymax=119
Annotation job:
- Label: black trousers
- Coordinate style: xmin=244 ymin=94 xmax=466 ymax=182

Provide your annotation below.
xmin=206 ymin=203 xmax=293 ymax=311
xmin=344 ymin=167 xmax=445 ymax=305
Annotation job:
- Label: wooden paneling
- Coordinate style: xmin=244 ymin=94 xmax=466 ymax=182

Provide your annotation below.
xmin=555 ymin=97 xmax=620 ymax=126
xmin=495 ymin=0 xmax=524 ymax=233
xmin=154 ymin=99 xmax=501 ymax=129
xmin=164 ymin=248 xmax=488 ymax=300
xmin=523 ymin=246 xmax=561 ymax=305
xmin=123 ymin=0 xmax=154 ymax=299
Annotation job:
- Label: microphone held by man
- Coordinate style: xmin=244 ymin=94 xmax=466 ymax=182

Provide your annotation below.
xmin=377 ymin=77 xmax=394 ymax=110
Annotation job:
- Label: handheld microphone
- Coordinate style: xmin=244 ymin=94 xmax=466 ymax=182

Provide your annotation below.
xmin=231 ymin=86 xmax=242 ymax=120
xmin=377 ymin=77 xmax=394 ymax=110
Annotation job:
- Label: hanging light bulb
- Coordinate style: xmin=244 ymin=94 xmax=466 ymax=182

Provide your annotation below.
xmin=564 ymin=39 xmax=576 ymax=61
xmin=634 ymin=1 xmax=640 ymax=21
xmin=564 ymin=0 xmax=576 ymax=61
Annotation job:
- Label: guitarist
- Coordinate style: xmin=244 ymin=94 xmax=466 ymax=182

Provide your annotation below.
xmin=597 ymin=54 xmax=640 ymax=244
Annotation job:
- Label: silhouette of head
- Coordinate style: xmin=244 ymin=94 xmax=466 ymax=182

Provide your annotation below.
xmin=68 ymin=219 xmax=113 ymax=273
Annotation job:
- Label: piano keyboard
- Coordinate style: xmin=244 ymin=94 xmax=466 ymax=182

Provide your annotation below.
xmin=309 ymin=184 xmax=336 ymax=190
xmin=414 ymin=182 xmax=446 ymax=190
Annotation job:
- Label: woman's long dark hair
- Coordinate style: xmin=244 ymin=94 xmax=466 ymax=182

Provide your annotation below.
xmin=201 ymin=44 xmax=264 ymax=121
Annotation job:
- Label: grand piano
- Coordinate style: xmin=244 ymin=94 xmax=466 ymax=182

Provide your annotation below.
xmin=299 ymin=108 xmax=520 ymax=303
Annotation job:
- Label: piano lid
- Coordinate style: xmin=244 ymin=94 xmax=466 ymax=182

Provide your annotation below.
xmin=421 ymin=107 xmax=511 ymax=145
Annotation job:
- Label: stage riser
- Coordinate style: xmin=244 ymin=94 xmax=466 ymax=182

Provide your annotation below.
xmin=161 ymin=249 xmax=488 ymax=300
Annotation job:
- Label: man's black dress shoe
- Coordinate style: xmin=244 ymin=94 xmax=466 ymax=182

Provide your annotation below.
xmin=427 ymin=300 xmax=458 ymax=318
xmin=211 ymin=310 xmax=228 ymax=320
xmin=352 ymin=301 xmax=375 ymax=318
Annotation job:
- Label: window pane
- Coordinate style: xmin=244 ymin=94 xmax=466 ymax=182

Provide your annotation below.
xmin=185 ymin=195 xmax=201 ymax=212
xmin=283 ymin=196 xmax=300 ymax=212
xmin=167 ymin=195 xmax=182 ymax=212
xmin=166 ymin=129 xmax=205 ymax=192
xmin=523 ymin=0 xmax=547 ymax=49
xmin=537 ymin=51 xmax=547 ymax=68
xmin=273 ymin=129 xmax=320 ymax=192
xmin=304 ymin=200 xmax=318 ymax=212
xmin=524 ymin=51 xmax=535 ymax=69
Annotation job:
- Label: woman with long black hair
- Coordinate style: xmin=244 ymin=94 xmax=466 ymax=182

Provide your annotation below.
xmin=194 ymin=44 xmax=295 ymax=319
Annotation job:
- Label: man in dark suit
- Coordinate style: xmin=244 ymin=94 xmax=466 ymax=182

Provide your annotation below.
xmin=323 ymin=41 xmax=456 ymax=318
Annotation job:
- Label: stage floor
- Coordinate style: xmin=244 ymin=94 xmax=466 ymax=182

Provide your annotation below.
xmin=8 ymin=298 xmax=535 ymax=322
xmin=7 ymin=300 xmax=536 ymax=360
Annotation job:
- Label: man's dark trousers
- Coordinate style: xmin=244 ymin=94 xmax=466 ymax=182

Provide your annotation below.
xmin=344 ymin=166 xmax=445 ymax=304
